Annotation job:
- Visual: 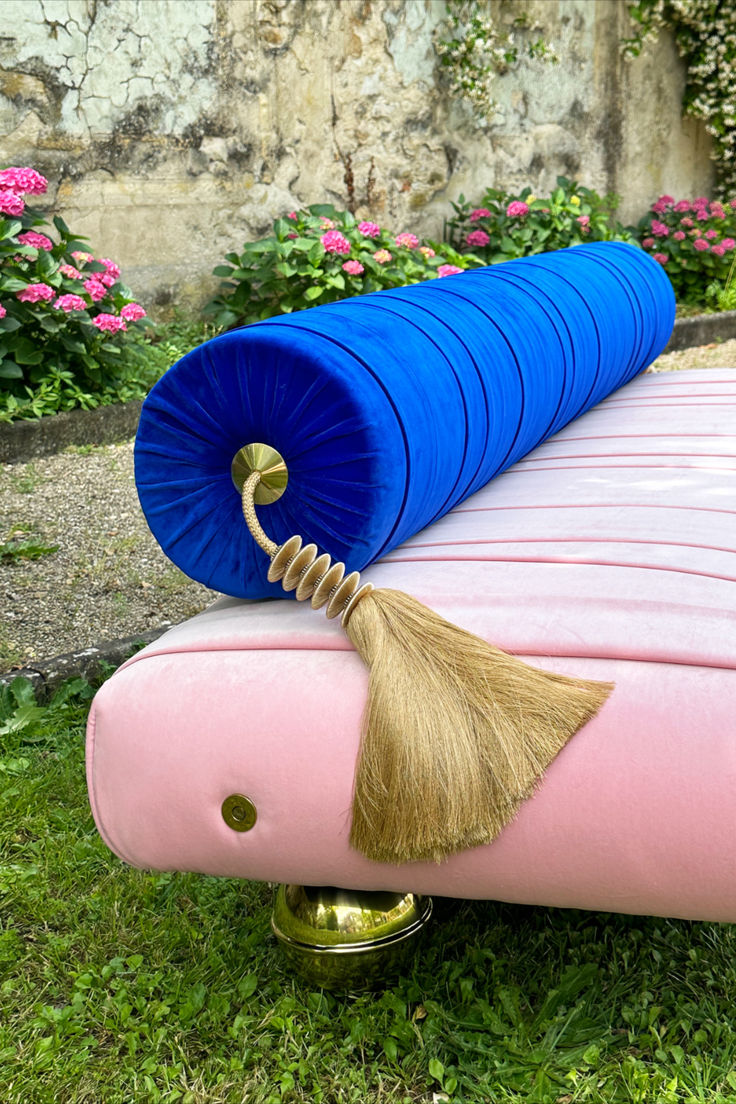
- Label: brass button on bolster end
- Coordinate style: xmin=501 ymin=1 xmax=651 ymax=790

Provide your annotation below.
xmin=222 ymin=793 xmax=257 ymax=832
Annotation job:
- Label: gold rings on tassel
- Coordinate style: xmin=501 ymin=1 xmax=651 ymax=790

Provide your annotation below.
xmin=268 ymin=534 xmax=373 ymax=624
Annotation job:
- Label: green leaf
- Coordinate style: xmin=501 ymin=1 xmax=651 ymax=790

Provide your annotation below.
xmin=303 ymin=285 xmax=324 ymax=301
xmin=38 ymin=251 xmax=56 ymax=277
xmin=212 ymin=265 xmax=234 ymax=277
xmin=309 ymin=203 xmax=338 ymax=218
xmin=53 ymin=214 xmax=71 ymax=236
xmin=0 ymin=360 xmax=23 ymax=378
xmin=428 ymin=1058 xmax=444 ymax=1082
xmin=12 ymin=338 xmax=44 ymax=365
xmin=0 ymin=219 xmax=22 ymax=241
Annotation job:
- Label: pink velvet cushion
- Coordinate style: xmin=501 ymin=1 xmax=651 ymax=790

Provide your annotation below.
xmin=87 ymin=369 xmax=736 ymax=922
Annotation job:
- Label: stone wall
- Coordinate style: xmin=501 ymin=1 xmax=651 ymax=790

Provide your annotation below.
xmin=0 ymin=0 xmax=714 ymax=313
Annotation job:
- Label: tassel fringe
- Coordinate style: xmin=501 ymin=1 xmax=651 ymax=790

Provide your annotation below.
xmin=242 ymin=472 xmax=614 ymax=866
xmin=345 ymin=589 xmax=612 ymax=865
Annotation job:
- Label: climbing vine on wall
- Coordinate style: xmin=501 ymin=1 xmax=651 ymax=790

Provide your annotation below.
xmin=434 ymin=0 xmax=557 ymax=124
xmin=623 ymin=0 xmax=736 ymax=194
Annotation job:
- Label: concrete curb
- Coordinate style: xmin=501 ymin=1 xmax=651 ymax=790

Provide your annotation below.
xmin=664 ymin=310 xmax=736 ymax=353
xmin=0 ymin=399 xmax=142 ymax=465
xmin=0 ymin=624 xmax=172 ymax=699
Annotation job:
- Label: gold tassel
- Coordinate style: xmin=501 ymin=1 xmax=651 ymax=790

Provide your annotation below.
xmin=242 ymin=471 xmax=613 ymax=866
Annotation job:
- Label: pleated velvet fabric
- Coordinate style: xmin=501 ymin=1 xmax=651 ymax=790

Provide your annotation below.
xmin=135 ymin=242 xmax=675 ymax=599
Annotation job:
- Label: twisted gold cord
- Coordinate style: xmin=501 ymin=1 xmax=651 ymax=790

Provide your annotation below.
xmin=241 ymin=470 xmax=373 ymax=625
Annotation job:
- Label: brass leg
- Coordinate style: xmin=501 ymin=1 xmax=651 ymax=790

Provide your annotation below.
xmin=271 ymin=884 xmax=433 ymax=990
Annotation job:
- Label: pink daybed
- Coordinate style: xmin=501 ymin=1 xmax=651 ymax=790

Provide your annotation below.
xmin=87 ymin=368 xmax=736 ymax=922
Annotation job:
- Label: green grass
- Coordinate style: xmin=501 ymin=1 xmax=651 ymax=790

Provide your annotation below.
xmin=3 ymin=677 xmax=736 ymax=1103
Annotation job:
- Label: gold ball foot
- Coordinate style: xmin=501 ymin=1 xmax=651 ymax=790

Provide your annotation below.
xmin=271 ymin=884 xmax=433 ymax=991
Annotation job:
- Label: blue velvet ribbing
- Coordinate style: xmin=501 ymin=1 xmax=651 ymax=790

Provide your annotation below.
xmin=135 ymin=242 xmax=675 ymax=598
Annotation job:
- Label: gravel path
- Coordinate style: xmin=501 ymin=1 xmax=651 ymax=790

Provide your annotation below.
xmin=0 ymin=341 xmax=733 ymax=673
xmin=0 ymin=441 xmax=217 ymax=671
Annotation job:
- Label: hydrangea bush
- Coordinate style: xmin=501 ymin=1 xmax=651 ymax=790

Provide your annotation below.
xmin=0 ymin=166 xmax=149 ymax=421
xmin=637 ymin=192 xmax=736 ymax=303
xmin=205 ymin=204 xmax=483 ymax=329
xmin=447 ymin=177 xmax=631 ymax=262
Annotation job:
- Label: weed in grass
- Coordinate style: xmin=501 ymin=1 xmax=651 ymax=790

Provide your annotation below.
xmin=65 ymin=443 xmax=101 ymax=456
xmin=9 ymin=462 xmax=44 ymax=495
xmin=0 ymin=537 xmax=58 ymax=563
xmin=3 ymin=676 xmax=736 ymax=1103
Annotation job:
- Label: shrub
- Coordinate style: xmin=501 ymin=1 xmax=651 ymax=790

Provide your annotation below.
xmin=0 ymin=166 xmax=150 ymax=421
xmin=205 ymin=204 xmax=484 ymax=329
xmin=636 ymin=193 xmax=736 ymax=305
xmin=446 ymin=176 xmax=631 ymax=263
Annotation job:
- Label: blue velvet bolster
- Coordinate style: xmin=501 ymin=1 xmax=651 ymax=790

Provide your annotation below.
xmin=134 ymin=242 xmax=675 ymax=599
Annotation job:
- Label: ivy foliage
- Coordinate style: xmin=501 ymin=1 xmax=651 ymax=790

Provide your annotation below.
xmin=434 ymin=0 xmax=557 ymax=123
xmin=623 ymin=1 xmax=736 ymax=194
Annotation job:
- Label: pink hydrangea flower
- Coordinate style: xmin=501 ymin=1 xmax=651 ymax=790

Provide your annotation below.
xmin=59 ymin=264 xmax=83 ymax=279
xmin=651 ymin=220 xmax=669 ymax=237
xmin=693 ymin=238 xmax=709 ymax=251
xmin=711 ymin=244 xmax=726 ymax=256
xmin=320 ymin=217 xmax=335 ymax=230
xmin=0 ymin=166 xmax=47 ymax=195
xmin=92 ymin=312 xmax=127 ymax=333
xmin=373 ymin=249 xmax=392 ymax=264
xmin=437 ymin=264 xmax=463 ymax=277
xmin=673 ymin=230 xmax=686 ymax=241
xmin=99 ymin=272 xmax=117 ymax=288
xmin=358 ymin=221 xmax=380 ymax=238
xmin=660 ymin=195 xmax=674 ymax=205
xmin=705 ymin=229 xmax=718 ymax=240
xmin=469 ymin=208 xmax=491 ymax=222
xmin=696 ymin=209 xmax=710 ymax=221
xmin=342 ymin=260 xmax=364 ymax=276
xmin=730 ymin=199 xmax=736 ymax=209
xmin=652 ymin=253 xmax=668 ymax=265
xmin=120 ymin=302 xmax=146 ymax=321
xmin=506 ymin=201 xmax=529 ymax=218
xmin=0 ymin=304 xmax=6 ymax=319
xmin=72 ymin=250 xmax=93 ymax=263
xmin=18 ymin=231 xmax=53 ymax=251
xmin=419 ymin=246 xmax=435 ymax=259
xmin=54 ymin=293 xmax=87 ymax=312
xmin=0 ymin=191 xmax=24 ymax=216
xmin=576 ymin=215 xmax=590 ymax=227
xmin=651 ymin=200 xmax=668 ymax=215
xmin=642 ymin=237 xmax=655 ymax=248
xmin=17 ymin=282 xmax=54 ymax=303
xmin=466 ymin=228 xmax=490 ymax=247
xmin=99 ymin=258 xmax=121 ymax=279
xmin=722 ymin=238 xmax=735 ymax=250
xmin=692 ymin=196 xmax=709 ymax=207
xmin=395 ymin=232 xmax=419 ymax=249
xmin=321 ymin=230 xmax=351 ymax=255
xmin=674 ymin=200 xmax=691 ymax=213
xmin=287 ymin=211 xmax=297 ymax=219
xmin=84 ymin=277 xmax=107 ymax=301
xmin=680 ymin=217 xmax=693 ymax=228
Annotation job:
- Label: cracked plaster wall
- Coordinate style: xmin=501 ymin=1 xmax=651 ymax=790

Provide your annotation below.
xmin=0 ymin=0 xmax=714 ymax=312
